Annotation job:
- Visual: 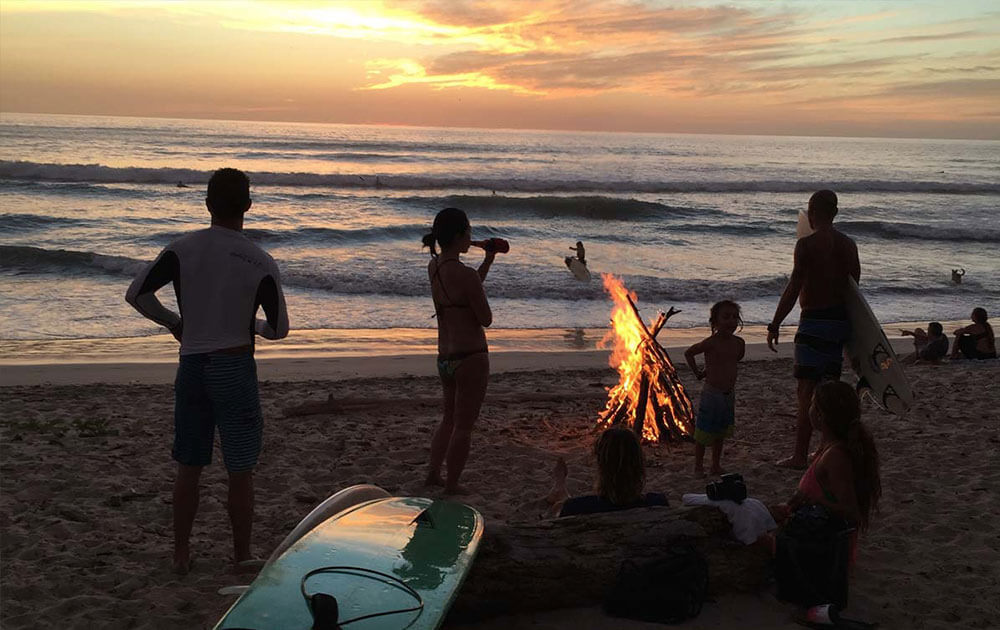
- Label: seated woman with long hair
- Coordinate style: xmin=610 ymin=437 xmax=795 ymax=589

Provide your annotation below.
xmin=772 ymin=380 xmax=881 ymax=564
xmin=951 ymin=307 xmax=996 ymax=360
xmin=548 ymin=427 xmax=669 ymax=517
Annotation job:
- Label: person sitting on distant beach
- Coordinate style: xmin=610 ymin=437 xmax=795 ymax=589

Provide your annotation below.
xmin=685 ymin=300 xmax=746 ymax=476
xmin=951 ymin=307 xmax=996 ymax=360
xmin=770 ymin=381 xmax=881 ymax=566
xmin=569 ymin=240 xmax=586 ymax=265
xmin=900 ymin=322 xmax=949 ymax=363
xmin=547 ymin=427 xmax=669 ymax=517
xmin=422 ymin=208 xmax=497 ymax=494
xmin=125 ymin=168 xmax=289 ymax=574
xmin=767 ymin=190 xmax=860 ymax=470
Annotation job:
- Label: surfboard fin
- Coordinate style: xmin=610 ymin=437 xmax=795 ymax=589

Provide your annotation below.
xmin=309 ymin=592 xmax=342 ymax=630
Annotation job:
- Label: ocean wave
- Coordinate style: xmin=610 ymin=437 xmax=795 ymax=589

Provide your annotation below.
xmin=840 ymin=220 xmax=1000 ymax=244
xmin=0 ymin=245 xmax=143 ymax=276
xmin=3 ymin=160 xmax=997 ymax=194
xmin=0 ymin=213 xmax=91 ymax=231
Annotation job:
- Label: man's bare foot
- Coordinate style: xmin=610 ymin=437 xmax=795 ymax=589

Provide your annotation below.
xmin=709 ymin=466 xmax=726 ymax=476
xmin=775 ymin=456 xmax=807 ymax=470
xmin=172 ymin=551 xmax=192 ymax=576
xmin=693 ymin=465 xmax=706 ymax=477
xmin=425 ymin=472 xmax=446 ymax=487
xmin=444 ymin=483 xmax=470 ymax=496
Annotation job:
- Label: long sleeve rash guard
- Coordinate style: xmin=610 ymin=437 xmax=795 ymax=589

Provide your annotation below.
xmin=125 ymin=225 xmax=289 ymax=355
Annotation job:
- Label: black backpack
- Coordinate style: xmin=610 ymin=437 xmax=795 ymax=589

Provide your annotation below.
xmin=603 ymin=544 xmax=708 ymax=624
xmin=775 ymin=504 xmax=854 ymax=608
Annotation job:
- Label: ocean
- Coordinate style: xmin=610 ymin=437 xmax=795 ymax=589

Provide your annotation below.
xmin=1 ymin=112 xmax=997 ymax=355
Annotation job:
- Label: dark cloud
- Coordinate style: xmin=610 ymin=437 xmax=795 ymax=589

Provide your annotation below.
xmin=876 ymin=30 xmax=983 ymax=44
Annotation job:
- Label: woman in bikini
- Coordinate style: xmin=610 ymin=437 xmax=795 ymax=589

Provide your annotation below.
xmin=422 ymin=208 xmax=496 ymax=494
xmin=951 ymin=307 xmax=996 ymax=360
xmin=772 ymin=380 xmax=881 ymax=565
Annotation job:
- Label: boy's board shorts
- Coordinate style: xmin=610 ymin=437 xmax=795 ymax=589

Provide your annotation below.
xmin=173 ymin=351 xmax=262 ymax=473
xmin=794 ymin=306 xmax=851 ymax=381
xmin=694 ymin=385 xmax=735 ymax=446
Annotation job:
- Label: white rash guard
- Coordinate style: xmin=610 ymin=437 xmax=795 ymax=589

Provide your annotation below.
xmin=126 ymin=225 xmax=289 ymax=355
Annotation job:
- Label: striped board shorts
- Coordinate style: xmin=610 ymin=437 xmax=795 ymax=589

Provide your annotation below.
xmin=793 ymin=305 xmax=851 ymax=381
xmin=173 ymin=351 xmax=262 ymax=473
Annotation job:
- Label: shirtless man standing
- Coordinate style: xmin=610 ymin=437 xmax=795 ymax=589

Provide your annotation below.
xmin=126 ymin=168 xmax=288 ymax=573
xmin=767 ymin=190 xmax=860 ymax=469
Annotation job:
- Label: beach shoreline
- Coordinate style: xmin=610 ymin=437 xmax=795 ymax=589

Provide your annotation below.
xmin=0 ymin=320 xmax=951 ymax=386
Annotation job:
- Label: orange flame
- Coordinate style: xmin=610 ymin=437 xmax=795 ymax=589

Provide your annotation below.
xmin=596 ymin=274 xmax=694 ymax=442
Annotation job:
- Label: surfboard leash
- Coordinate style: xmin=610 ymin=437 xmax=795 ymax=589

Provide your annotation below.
xmin=301 ymin=566 xmax=424 ymax=629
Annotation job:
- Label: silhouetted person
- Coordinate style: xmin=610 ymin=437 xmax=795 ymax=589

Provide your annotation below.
xmin=126 ymin=168 xmax=288 ymax=574
xmin=767 ymin=190 xmax=860 ymax=469
xmin=951 ymin=307 xmax=996 ymax=360
xmin=952 ymin=268 xmax=965 ymax=285
xmin=569 ymin=240 xmax=586 ymax=265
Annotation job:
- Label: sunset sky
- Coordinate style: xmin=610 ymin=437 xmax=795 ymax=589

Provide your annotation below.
xmin=1 ymin=0 xmax=998 ymax=139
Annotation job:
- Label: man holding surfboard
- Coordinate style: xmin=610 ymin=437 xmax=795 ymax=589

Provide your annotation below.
xmin=766 ymin=190 xmax=860 ymax=469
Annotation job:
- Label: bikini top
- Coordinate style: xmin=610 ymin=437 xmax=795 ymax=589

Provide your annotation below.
xmin=798 ymin=445 xmax=841 ymax=505
xmin=431 ymin=258 xmax=473 ymax=317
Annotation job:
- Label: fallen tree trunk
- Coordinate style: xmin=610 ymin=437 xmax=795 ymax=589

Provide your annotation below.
xmin=450 ymin=505 xmax=770 ymax=620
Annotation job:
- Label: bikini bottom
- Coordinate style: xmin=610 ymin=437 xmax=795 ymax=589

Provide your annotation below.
xmin=437 ymin=348 xmax=488 ymax=381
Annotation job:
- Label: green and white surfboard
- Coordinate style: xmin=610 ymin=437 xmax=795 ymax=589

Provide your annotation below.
xmin=214 ymin=495 xmax=484 ymax=630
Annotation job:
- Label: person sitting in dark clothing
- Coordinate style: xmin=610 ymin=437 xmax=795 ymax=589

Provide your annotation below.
xmin=547 ymin=427 xmax=668 ymax=517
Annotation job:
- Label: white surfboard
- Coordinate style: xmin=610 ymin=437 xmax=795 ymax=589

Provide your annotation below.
xmin=796 ymin=211 xmax=913 ymax=414
xmin=564 ymin=256 xmax=591 ymax=281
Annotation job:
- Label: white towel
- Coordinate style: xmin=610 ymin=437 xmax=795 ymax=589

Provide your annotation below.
xmin=682 ymin=493 xmax=777 ymax=545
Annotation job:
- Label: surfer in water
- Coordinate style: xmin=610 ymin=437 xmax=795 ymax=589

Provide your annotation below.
xmin=126 ymin=168 xmax=289 ymax=574
xmin=767 ymin=190 xmax=860 ymax=470
xmin=569 ymin=240 xmax=586 ymax=265
xmin=422 ymin=208 xmax=498 ymax=494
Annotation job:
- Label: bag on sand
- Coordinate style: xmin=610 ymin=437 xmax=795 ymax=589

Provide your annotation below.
xmin=603 ymin=544 xmax=708 ymax=624
xmin=775 ymin=504 xmax=854 ymax=608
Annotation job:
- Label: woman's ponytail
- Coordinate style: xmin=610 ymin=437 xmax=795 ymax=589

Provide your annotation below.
xmin=422 ymin=232 xmax=437 ymax=257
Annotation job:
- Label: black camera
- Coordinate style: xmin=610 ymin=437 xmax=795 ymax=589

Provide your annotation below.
xmin=706 ymin=472 xmax=747 ymax=504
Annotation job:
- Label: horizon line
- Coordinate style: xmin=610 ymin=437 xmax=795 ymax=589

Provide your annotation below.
xmin=2 ymin=109 xmax=997 ymax=143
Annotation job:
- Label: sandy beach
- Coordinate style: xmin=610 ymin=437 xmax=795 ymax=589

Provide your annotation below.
xmin=2 ymin=344 xmax=998 ymax=630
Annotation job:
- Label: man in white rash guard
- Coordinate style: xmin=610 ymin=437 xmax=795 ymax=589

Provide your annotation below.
xmin=125 ymin=168 xmax=288 ymax=574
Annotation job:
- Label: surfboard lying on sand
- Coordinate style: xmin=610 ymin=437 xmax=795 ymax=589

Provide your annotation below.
xmin=796 ymin=211 xmax=914 ymax=414
xmin=564 ymin=256 xmax=591 ymax=281
xmin=214 ymin=495 xmax=484 ymax=630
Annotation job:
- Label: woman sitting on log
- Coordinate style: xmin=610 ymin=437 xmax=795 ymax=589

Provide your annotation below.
xmin=548 ymin=427 xmax=669 ymax=517
xmin=422 ymin=208 xmax=499 ymax=494
xmin=771 ymin=380 xmax=881 ymax=564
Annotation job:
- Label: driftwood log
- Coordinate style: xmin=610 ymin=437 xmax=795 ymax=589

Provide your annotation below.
xmin=450 ymin=505 xmax=770 ymax=620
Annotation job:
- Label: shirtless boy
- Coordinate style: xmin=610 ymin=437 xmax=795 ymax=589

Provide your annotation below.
xmin=126 ymin=168 xmax=289 ymax=573
xmin=685 ymin=300 xmax=746 ymax=476
xmin=767 ymin=190 xmax=860 ymax=469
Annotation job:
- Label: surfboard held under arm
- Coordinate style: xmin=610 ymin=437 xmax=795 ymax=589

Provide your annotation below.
xmin=797 ymin=210 xmax=913 ymax=414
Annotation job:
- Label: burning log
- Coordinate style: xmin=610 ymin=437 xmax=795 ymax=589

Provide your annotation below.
xmin=596 ymin=275 xmax=694 ymax=443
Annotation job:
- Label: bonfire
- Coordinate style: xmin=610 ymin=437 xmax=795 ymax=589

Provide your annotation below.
xmin=596 ymin=274 xmax=694 ymax=443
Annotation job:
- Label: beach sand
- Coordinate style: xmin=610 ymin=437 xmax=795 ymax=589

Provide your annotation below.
xmin=1 ymin=350 xmax=998 ymax=629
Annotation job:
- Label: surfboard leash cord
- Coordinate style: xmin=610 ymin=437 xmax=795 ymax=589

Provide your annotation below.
xmin=300 ymin=566 xmax=424 ymax=628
